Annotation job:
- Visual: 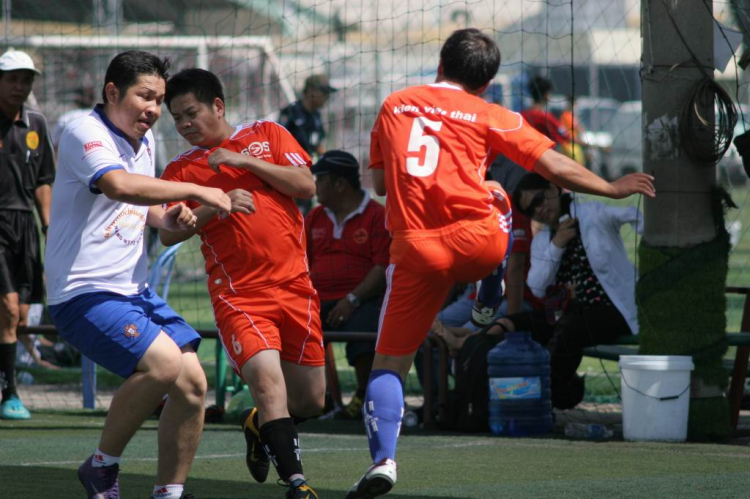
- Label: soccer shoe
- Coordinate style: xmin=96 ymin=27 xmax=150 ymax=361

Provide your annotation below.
xmin=240 ymin=407 xmax=270 ymax=483
xmin=149 ymin=493 xmax=196 ymax=499
xmin=150 ymin=492 xmax=196 ymax=499
xmin=286 ymin=479 xmax=319 ymax=499
xmin=0 ymin=394 xmax=31 ymax=420
xmin=470 ymin=301 xmax=499 ymax=327
xmin=345 ymin=458 xmax=398 ymax=499
xmin=77 ymin=455 xmax=120 ymax=499
xmin=340 ymin=392 xmax=365 ymax=420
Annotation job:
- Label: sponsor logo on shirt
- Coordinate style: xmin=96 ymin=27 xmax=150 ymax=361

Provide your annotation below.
xmin=123 ymin=323 xmax=140 ymax=339
xmin=84 ymin=141 xmax=103 ymax=152
xmin=26 ymin=131 xmax=40 ymax=150
xmin=242 ymin=141 xmax=271 ymax=159
xmin=353 ymin=228 xmax=369 ymax=244
xmin=104 ymin=208 xmax=147 ymax=246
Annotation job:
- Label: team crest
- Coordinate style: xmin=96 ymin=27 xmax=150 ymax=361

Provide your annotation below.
xmin=123 ymin=323 xmax=140 ymax=339
xmin=353 ymin=228 xmax=369 ymax=244
xmin=26 ymin=131 xmax=39 ymax=150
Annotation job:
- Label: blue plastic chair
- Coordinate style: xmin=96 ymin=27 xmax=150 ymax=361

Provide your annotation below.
xmin=147 ymin=243 xmax=184 ymax=298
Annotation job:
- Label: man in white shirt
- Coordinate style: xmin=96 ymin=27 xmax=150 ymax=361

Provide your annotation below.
xmin=46 ymin=51 xmax=233 ymax=499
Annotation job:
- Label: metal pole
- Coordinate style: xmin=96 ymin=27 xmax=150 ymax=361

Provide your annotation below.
xmin=3 ymin=0 xmax=10 ymax=46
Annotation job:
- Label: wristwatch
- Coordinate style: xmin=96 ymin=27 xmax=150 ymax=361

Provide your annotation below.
xmin=346 ymin=293 xmax=361 ymax=308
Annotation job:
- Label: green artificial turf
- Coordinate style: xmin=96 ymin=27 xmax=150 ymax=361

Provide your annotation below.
xmin=2 ymin=412 xmax=750 ymax=498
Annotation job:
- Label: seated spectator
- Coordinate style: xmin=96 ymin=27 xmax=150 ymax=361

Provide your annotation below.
xmin=305 ymin=150 xmax=391 ymax=419
xmin=484 ymin=172 xmax=640 ymax=409
xmin=430 ymin=207 xmax=542 ymax=354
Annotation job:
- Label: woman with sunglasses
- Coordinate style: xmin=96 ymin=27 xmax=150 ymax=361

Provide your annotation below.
xmin=479 ymin=172 xmax=643 ymax=410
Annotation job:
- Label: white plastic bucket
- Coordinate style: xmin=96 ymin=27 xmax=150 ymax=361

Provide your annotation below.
xmin=618 ymin=355 xmax=695 ymax=442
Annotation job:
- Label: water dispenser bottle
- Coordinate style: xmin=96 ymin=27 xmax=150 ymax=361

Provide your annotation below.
xmin=487 ymin=331 xmax=552 ymax=436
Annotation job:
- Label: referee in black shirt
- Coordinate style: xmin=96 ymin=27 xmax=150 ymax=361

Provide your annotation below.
xmin=0 ymin=50 xmax=55 ymax=420
xmin=280 ymin=74 xmax=337 ymax=214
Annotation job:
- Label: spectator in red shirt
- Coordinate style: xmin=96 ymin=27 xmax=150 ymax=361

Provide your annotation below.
xmin=305 ymin=150 xmax=391 ymax=419
xmin=520 ymin=76 xmax=571 ymax=147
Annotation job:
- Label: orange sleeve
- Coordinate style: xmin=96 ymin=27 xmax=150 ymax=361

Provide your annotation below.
xmin=160 ymin=159 xmax=197 ymax=210
xmin=368 ymin=104 xmax=386 ymax=170
xmin=487 ymin=106 xmax=554 ymax=171
xmin=264 ymin=121 xmax=312 ymax=168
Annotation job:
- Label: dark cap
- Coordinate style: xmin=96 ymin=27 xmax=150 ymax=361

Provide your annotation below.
xmin=311 ymin=150 xmax=360 ymax=178
xmin=304 ymin=74 xmax=337 ymax=94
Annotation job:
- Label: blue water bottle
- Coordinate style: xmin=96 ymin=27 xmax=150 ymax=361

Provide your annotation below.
xmin=487 ymin=331 xmax=552 ymax=436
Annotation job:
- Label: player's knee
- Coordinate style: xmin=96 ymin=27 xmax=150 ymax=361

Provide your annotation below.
xmin=182 ymin=363 xmax=208 ymax=403
xmin=145 ymin=348 xmax=183 ymax=387
xmin=0 ymin=299 xmax=20 ymax=332
xmin=289 ymin=390 xmax=325 ymax=417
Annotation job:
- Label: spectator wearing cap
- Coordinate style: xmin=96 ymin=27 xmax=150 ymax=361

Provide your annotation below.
xmin=280 ymin=75 xmax=337 ymax=215
xmin=305 ymin=150 xmax=391 ymax=419
xmin=0 ymin=49 xmax=56 ymax=421
xmin=280 ymin=75 xmax=337 ymax=158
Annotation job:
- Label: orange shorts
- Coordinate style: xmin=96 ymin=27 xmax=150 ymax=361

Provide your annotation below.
xmin=212 ymin=274 xmax=325 ymax=374
xmin=377 ymin=215 xmax=509 ymax=356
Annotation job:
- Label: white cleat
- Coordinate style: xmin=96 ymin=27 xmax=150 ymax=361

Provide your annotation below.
xmin=345 ymin=458 xmax=398 ymax=499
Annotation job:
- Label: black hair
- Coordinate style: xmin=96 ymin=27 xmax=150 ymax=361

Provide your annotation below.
xmin=165 ymin=68 xmax=226 ymax=111
xmin=440 ymin=28 xmax=501 ymax=91
xmin=529 ymin=76 xmax=553 ymax=104
xmin=101 ymin=51 xmax=170 ymax=103
xmin=513 ymin=173 xmax=571 ymax=218
xmin=328 ymin=172 xmax=361 ymax=191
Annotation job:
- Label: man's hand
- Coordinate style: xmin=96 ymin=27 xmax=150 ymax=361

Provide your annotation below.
xmin=162 ymin=203 xmax=198 ymax=231
xmin=609 ymin=173 xmax=656 ymax=199
xmin=327 ymin=298 xmax=356 ymax=328
xmin=227 ymin=189 xmax=256 ymax=215
xmin=552 ymin=218 xmax=578 ymax=248
xmin=194 ymin=186 xmax=232 ymax=214
xmin=208 ymin=148 xmax=249 ymax=173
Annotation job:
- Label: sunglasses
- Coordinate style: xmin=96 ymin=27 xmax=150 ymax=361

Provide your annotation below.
xmin=520 ymin=189 xmax=558 ymax=217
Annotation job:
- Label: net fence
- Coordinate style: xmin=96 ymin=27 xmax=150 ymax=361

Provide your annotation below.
xmin=6 ymin=0 xmax=750 ymax=421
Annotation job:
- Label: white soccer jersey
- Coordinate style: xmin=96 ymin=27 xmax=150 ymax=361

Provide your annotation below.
xmin=46 ymin=106 xmax=155 ymax=305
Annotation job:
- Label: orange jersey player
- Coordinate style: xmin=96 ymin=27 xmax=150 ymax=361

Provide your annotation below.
xmin=159 ymin=68 xmax=323 ymax=499
xmin=346 ymin=28 xmax=655 ymax=499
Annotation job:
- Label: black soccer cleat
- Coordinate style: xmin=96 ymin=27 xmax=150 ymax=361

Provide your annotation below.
xmin=286 ymin=479 xmax=319 ymax=499
xmin=240 ymin=407 xmax=270 ymax=483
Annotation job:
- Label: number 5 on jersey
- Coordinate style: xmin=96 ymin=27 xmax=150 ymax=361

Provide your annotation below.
xmin=406 ymin=117 xmax=443 ymax=177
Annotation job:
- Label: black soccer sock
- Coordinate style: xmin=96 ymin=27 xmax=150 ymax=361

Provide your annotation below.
xmin=290 ymin=414 xmax=308 ymax=425
xmin=0 ymin=342 xmax=18 ymax=400
xmin=259 ymin=417 xmax=304 ymax=481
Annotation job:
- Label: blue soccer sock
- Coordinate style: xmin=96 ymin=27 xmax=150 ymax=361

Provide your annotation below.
xmin=363 ymin=369 xmax=404 ymax=463
xmin=477 ymin=261 xmax=505 ymax=308
xmin=477 ymin=230 xmax=514 ymax=308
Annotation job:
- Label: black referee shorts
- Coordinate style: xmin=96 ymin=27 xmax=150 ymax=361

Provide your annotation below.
xmin=0 ymin=210 xmax=44 ymax=303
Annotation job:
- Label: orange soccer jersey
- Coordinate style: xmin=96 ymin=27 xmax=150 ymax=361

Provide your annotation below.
xmin=369 ymin=82 xmax=554 ymax=235
xmin=161 ymin=121 xmax=311 ymax=297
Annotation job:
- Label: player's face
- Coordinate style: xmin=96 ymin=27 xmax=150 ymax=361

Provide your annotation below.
xmin=0 ymin=70 xmax=35 ymax=112
xmin=108 ymin=74 xmax=165 ymax=141
xmin=170 ymin=93 xmax=223 ymax=148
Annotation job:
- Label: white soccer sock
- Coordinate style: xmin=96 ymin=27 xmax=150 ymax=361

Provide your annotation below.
xmin=152 ymin=484 xmax=184 ymax=499
xmin=91 ymin=449 xmax=121 ymax=468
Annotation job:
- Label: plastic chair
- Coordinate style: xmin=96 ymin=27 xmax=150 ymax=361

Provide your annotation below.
xmin=147 ymin=243 xmax=183 ymax=297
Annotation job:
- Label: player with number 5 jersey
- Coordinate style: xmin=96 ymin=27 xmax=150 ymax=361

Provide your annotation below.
xmin=347 ymin=28 xmax=656 ymax=499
